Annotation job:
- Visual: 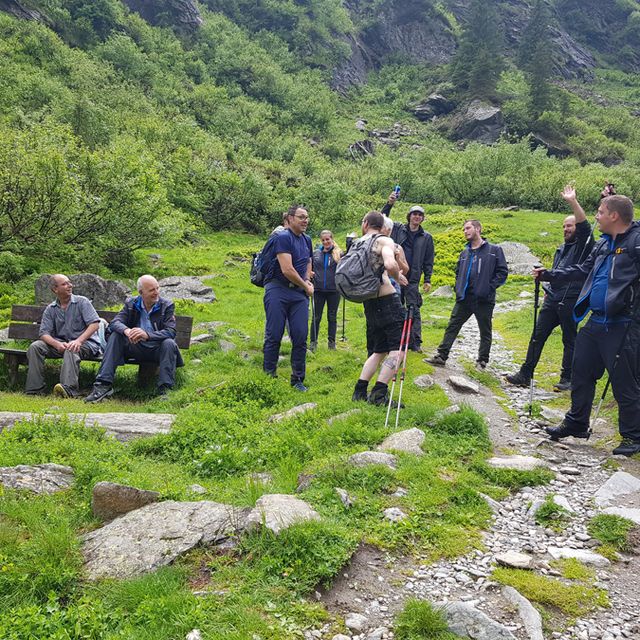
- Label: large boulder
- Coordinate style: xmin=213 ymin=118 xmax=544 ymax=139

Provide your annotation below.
xmin=35 ymin=274 xmax=130 ymax=309
xmin=0 ymin=463 xmax=74 ymax=494
xmin=453 ymin=100 xmax=505 ymax=145
xmin=246 ymin=494 xmax=321 ymax=534
xmin=413 ymin=93 xmax=456 ymax=120
xmin=82 ymin=501 xmax=250 ymax=580
xmin=157 ymin=276 xmax=215 ymax=303
xmin=378 ymin=428 xmax=425 ymax=456
xmin=444 ymin=602 xmax=517 ymax=640
xmin=122 ymin=0 xmax=202 ymax=31
xmin=92 ymin=482 xmax=160 ymax=522
xmin=498 ymin=242 xmax=542 ymax=276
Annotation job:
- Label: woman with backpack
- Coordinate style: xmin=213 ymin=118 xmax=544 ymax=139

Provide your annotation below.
xmin=310 ymin=230 xmax=342 ymax=350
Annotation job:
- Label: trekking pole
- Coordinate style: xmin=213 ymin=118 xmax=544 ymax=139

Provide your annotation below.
xmin=394 ymin=306 xmax=414 ymax=428
xmin=385 ymin=307 xmax=411 ymax=429
xmin=528 ymin=274 xmax=541 ymax=417
xmin=340 ymin=297 xmax=347 ymax=341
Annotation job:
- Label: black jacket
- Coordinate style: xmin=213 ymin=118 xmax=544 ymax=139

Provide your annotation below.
xmin=109 ymin=296 xmax=184 ymax=365
xmin=381 ymin=203 xmax=434 ymax=285
xmin=544 ymin=219 xmax=594 ymax=302
xmin=454 ymin=240 xmax=508 ymax=303
xmin=312 ymin=247 xmax=339 ymax=292
xmin=541 ymin=222 xmax=640 ymax=322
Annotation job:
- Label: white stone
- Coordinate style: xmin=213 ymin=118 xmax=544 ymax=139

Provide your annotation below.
xmin=502 ymin=586 xmax=544 ymax=640
xmin=540 ymin=406 xmax=565 ymax=422
xmin=547 ymin=547 xmax=610 ymax=567
xmin=602 ymin=507 xmax=640 ymax=525
xmin=186 ymin=631 xmax=202 ymax=640
xmin=349 ymin=451 xmax=397 ymax=470
xmin=269 ymin=403 xmax=317 ymax=423
xmin=246 ymin=494 xmax=320 ymax=534
xmin=487 ymin=455 xmax=547 ymax=471
xmin=444 ymin=602 xmax=516 ymax=639
xmin=447 ymin=376 xmax=480 ymax=394
xmin=345 ymin=612 xmax=368 ymax=632
xmin=327 ymin=409 xmax=362 ymax=425
xmin=378 ymin=428 xmax=425 ymax=456
xmin=594 ymin=471 xmax=640 ymax=507
xmin=495 ymin=551 xmax=533 ymax=570
xmin=335 ymin=488 xmax=354 ymax=508
xmin=413 ymin=374 xmax=435 ymax=390
xmin=384 ymin=507 xmax=407 ymax=522
xmin=0 ymin=463 xmax=74 ymax=494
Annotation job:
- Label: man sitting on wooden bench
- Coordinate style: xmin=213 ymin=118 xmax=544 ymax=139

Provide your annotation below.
xmin=26 ymin=274 xmax=102 ymax=398
xmin=85 ymin=275 xmax=183 ymax=402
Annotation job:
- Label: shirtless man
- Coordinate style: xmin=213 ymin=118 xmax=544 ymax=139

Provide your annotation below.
xmin=351 ymin=211 xmax=409 ymax=405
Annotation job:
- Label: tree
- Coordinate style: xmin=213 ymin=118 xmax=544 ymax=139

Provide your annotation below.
xmin=451 ymin=0 xmax=504 ymax=99
xmin=518 ymin=0 xmax=555 ymax=118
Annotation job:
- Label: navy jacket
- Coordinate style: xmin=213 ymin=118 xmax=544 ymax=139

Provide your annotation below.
xmin=544 ymin=219 xmax=594 ymax=302
xmin=381 ymin=203 xmax=435 ymax=285
xmin=454 ymin=240 xmax=508 ymax=303
xmin=312 ymin=247 xmax=339 ymax=292
xmin=541 ymin=222 xmax=640 ymax=322
xmin=109 ymin=296 xmax=184 ymax=365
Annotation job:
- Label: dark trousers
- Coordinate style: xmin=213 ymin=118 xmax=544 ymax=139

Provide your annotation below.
xmin=263 ymin=282 xmax=309 ymax=383
xmin=310 ymin=291 xmax=340 ymax=344
xmin=437 ymin=298 xmax=495 ymax=363
xmin=565 ymin=319 xmax=640 ymax=441
xmin=520 ymin=298 xmax=577 ymax=380
xmin=96 ymin=332 xmax=179 ymax=388
xmin=401 ymin=283 xmax=423 ymax=349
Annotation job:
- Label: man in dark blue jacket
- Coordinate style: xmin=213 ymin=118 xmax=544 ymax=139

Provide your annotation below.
xmin=427 ymin=220 xmax=508 ymax=368
xmin=263 ymin=205 xmax=313 ymax=391
xmin=506 ymin=185 xmax=593 ymax=391
xmin=535 ymin=195 xmax=640 ymax=456
xmin=382 ymin=193 xmax=434 ymax=351
xmin=85 ymin=275 xmax=182 ymax=401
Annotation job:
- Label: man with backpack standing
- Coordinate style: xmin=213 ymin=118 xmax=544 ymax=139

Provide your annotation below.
xmin=262 ymin=205 xmax=313 ymax=391
xmin=342 ymin=211 xmax=408 ymax=406
xmin=427 ymin=220 xmax=508 ymax=368
xmin=382 ymin=191 xmax=434 ymax=352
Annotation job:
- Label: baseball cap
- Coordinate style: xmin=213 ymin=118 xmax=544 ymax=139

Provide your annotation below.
xmin=408 ymin=206 xmax=425 ymax=215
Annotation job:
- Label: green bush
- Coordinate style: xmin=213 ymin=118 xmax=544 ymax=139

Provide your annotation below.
xmin=394 ymin=598 xmax=457 ymax=640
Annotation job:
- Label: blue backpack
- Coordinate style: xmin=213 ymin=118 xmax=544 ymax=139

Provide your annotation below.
xmin=250 ymin=234 xmax=279 ymax=287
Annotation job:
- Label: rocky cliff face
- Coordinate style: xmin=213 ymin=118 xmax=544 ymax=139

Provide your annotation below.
xmin=332 ymin=0 xmax=597 ymax=92
xmin=122 ymin=0 xmax=202 ymax=31
xmin=0 ymin=0 xmax=43 ymax=22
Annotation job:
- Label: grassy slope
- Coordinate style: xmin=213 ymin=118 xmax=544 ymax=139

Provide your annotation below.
xmin=0 ymin=209 xmax=581 ymax=638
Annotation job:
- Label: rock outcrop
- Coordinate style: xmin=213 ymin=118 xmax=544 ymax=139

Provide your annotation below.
xmin=0 ymin=463 xmax=74 ymax=494
xmin=92 ymin=482 xmax=160 ymax=522
xmin=122 ymin=0 xmax=202 ymax=31
xmin=0 ymin=0 xmax=43 ymax=21
xmin=35 ymin=274 xmax=130 ymax=309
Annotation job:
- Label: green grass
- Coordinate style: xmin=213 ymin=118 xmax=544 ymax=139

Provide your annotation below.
xmin=588 ymin=514 xmax=636 ymax=552
xmin=394 ymin=598 xmax=458 ymax=640
xmin=0 ymin=229 xmax=561 ymax=637
xmin=493 ymin=567 xmax=609 ymax=618
xmin=534 ymin=495 xmax=571 ymax=532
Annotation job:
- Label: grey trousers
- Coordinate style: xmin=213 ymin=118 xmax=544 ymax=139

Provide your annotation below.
xmin=26 ymin=340 xmax=98 ymax=393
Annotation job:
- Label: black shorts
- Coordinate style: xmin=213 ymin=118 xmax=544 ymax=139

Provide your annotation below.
xmin=364 ymin=294 xmax=405 ymax=354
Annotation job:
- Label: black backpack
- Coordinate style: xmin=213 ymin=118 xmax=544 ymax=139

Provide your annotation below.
xmin=250 ymin=234 xmax=278 ymax=287
xmin=335 ymin=234 xmax=384 ymax=302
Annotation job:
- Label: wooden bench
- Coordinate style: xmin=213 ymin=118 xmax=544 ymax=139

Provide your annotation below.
xmin=0 ymin=305 xmax=193 ymax=387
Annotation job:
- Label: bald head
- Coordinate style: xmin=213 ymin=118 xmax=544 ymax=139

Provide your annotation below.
xmin=50 ymin=274 xmax=72 ymax=302
xmin=137 ymin=275 xmax=160 ymax=310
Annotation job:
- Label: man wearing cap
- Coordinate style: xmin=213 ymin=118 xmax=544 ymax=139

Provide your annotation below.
xmin=382 ymin=192 xmax=434 ymax=351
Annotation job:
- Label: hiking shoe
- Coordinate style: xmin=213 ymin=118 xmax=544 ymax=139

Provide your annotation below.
xmin=426 ymin=354 xmax=446 ymax=367
xmin=545 ymin=421 xmax=591 ymax=441
xmin=505 ymin=371 xmax=531 ymax=387
xmin=612 ymin=438 xmax=640 ymax=457
xmin=292 ymin=381 xmax=308 ymax=392
xmin=25 ymin=387 xmax=47 ymax=396
xmin=352 ymin=381 xmax=369 ymax=402
xmin=328 ymin=341 xmax=336 ymax=350
xmin=409 ymin=345 xmax=423 ymax=353
xmin=264 ymin=370 xmax=277 ymax=379
xmin=553 ymin=378 xmax=572 ymax=392
xmin=53 ymin=383 xmax=78 ymax=399
xmin=84 ymin=384 xmax=114 ymax=403
xmin=367 ymin=385 xmax=404 ymax=408
xmin=476 ymin=360 xmax=488 ymax=370
xmin=155 ymin=384 xmax=171 ymax=397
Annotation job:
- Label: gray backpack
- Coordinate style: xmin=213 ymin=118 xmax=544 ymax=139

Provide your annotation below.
xmin=335 ymin=233 xmax=384 ymax=302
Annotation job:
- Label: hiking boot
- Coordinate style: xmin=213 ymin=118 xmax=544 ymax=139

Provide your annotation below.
xmin=505 ymin=371 xmax=531 ymax=387
xmin=53 ymin=383 xmax=78 ymax=399
xmin=25 ymin=387 xmax=47 ymax=396
xmin=155 ymin=384 xmax=171 ymax=397
xmin=264 ymin=370 xmax=277 ymax=379
xmin=612 ymin=438 xmax=640 ymax=457
xmin=554 ymin=378 xmax=572 ymax=392
xmin=409 ymin=345 xmax=423 ymax=353
xmin=292 ymin=381 xmax=308 ymax=392
xmin=426 ymin=354 xmax=446 ymax=367
xmin=328 ymin=341 xmax=336 ymax=350
xmin=352 ymin=380 xmax=369 ymax=402
xmin=84 ymin=383 xmax=114 ymax=403
xmin=367 ymin=383 xmax=404 ymax=408
xmin=545 ymin=420 xmax=591 ymax=441
xmin=476 ymin=360 xmax=487 ymax=370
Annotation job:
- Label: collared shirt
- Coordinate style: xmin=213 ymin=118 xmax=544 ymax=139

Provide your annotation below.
xmin=134 ymin=297 xmax=161 ymax=347
xmin=39 ymin=294 xmax=101 ymax=350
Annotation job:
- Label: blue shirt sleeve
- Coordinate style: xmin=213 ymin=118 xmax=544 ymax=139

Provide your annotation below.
xmin=274 ymin=232 xmax=293 ymax=255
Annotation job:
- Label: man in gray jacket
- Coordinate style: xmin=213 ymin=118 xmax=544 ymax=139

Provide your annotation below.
xmin=26 ymin=274 xmax=101 ymax=398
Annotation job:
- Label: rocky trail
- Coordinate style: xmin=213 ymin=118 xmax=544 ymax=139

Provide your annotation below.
xmin=315 ymin=301 xmax=640 ymax=640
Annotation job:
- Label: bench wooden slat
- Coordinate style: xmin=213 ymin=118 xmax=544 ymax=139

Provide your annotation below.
xmin=11 ymin=305 xmax=46 ymax=322
xmin=8 ymin=324 xmax=40 ymax=341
